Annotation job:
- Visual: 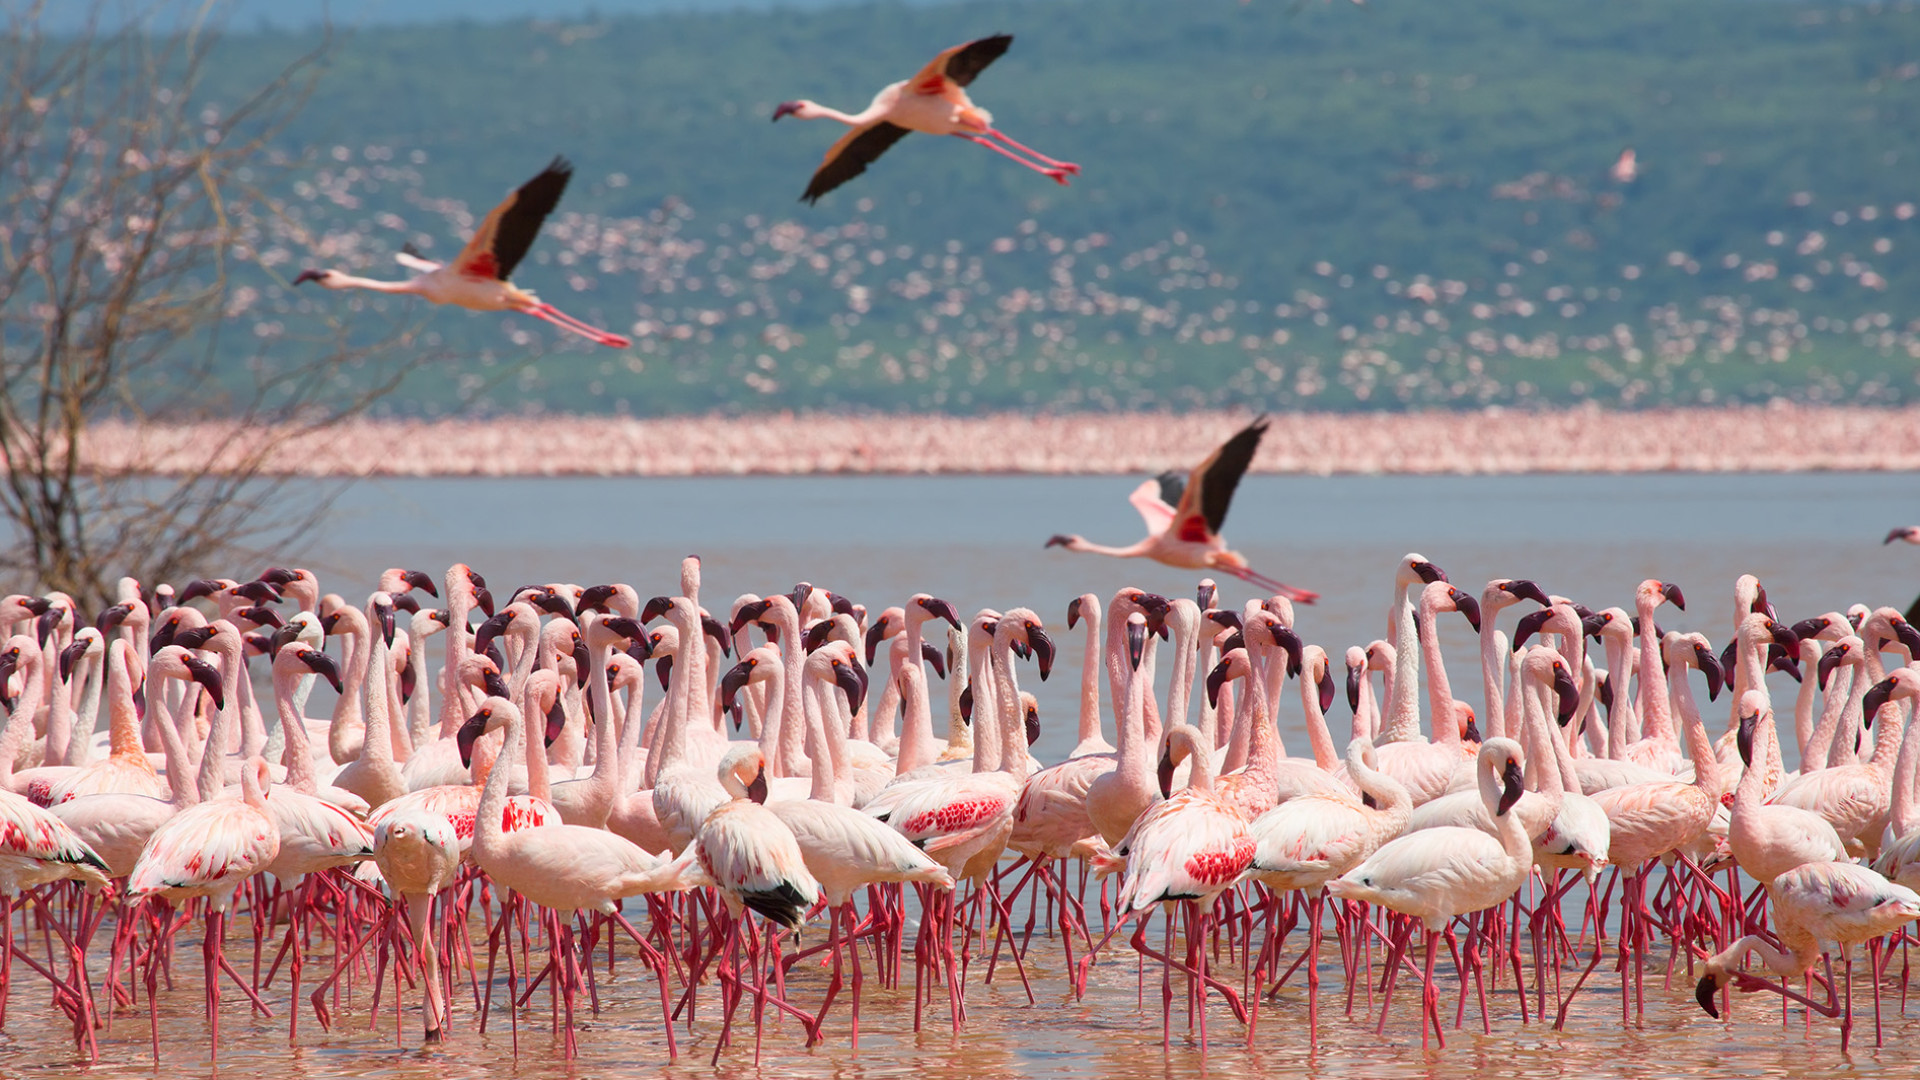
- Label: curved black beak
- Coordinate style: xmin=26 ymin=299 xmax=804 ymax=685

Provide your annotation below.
xmin=1768 ymin=648 xmax=1802 ymax=683
xmin=467 ymin=568 xmax=494 ymax=617
xmin=1580 ymin=613 xmax=1609 ymax=639
xmin=833 ymin=660 xmax=865 ymax=712
xmin=727 ymin=598 xmax=772 ymax=636
xmin=236 ymin=580 xmax=281 ymax=605
xmin=572 ymin=639 xmax=591 ymax=685
xmin=1895 ymin=617 xmax=1920 ymax=656
xmin=1695 ymin=974 xmax=1722 ymax=1018
xmin=301 ymin=649 xmax=345 ymax=694
xmin=1497 ymin=757 xmax=1525 ymax=816
xmin=1864 ymin=676 xmax=1897 ymax=720
xmin=579 ymin=584 xmax=617 ymax=614
xmin=654 ymin=653 xmax=673 ymax=692
xmin=173 ymin=625 xmax=216 ymax=651
xmin=1752 ymin=583 xmax=1774 ymax=619
xmin=603 ymin=616 xmax=646 ymax=644
xmin=58 ymin=638 xmax=89 ymax=682
xmin=1345 ymin=661 xmax=1362 ymax=713
xmin=702 ymin=614 xmax=733 ymax=658
xmin=1736 ymin=708 xmax=1758 ymax=767
xmin=1817 ymin=644 xmax=1847 ymax=688
xmin=1512 ymin=609 xmax=1551 ymax=651
xmin=377 ymin=602 xmax=396 ymax=647
xmin=534 ymin=589 xmax=577 ymax=623
xmin=1698 ymin=646 xmax=1725 ymax=701
xmin=923 ymin=597 xmax=961 ymax=631
xmin=1206 ymin=654 xmax=1235 ymax=708
xmin=544 ymin=694 xmax=568 ymax=747
xmin=35 ymin=606 xmax=64 ymax=646
xmin=1196 ymin=581 xmax=1217 ymax=611
xmin=747 ymin=767 xmax=769 ymax=805
xmin=457 ymin=708 xmax=490 ymax=768
xmin=404 ymin=569 xmax=438 ymax=597
xmin=95 ymin=603 xmax=132 ymax=634
xmin=1157 ymin=750 xmax=1176 ymax=800
xmin=1506 ymin=579 xmax=1551 ymax=607
xmin=1463 ymin=713 xmax=1482 ymax=745
xmin=1790 ymin=617 xmax=1831 ymax=642
xmin=483 ymin=667 xmax=512 ymax=701
xmin=1272 ymin=624 xmax=1304 ymax=678
xmin=473 ymin=611 xmax=511 ymax=655
xmin=183 ymin=654 xmax=225 ymax=710
xmin=827 ymin=592 xmax=855 ymax=619
xmin=1660 ymin=582 xmax=1686 ymax=611
xmin=719 ymin=658 xmax=754 ymax=714
xmin=1317 ymin=665 xmax=1337 ymax=715
xmin=1127 ymin=619 xmax=1147 ymax=671
xmin=958 ymin=683 xmax=973 ymax=725
xmin=1028 ymin=625 xmax=1055 ymax=681
xmin=804 ymin=621 xmax=835 ymax=652
xmin=921 ymin=642 xmax=946 ymax=679
xmin=1414 ymin=560 xmax=1448 ymax=585
xmin=1204 ymin=609 xmax=1242 ymax=633
xmin=1065 ymin=597 xmax=1085 ymax=630
xmin=863 ymin=619 xmax=889 ymax=665
xmin=391 ymin=593 xmax=420 ymax=615
xmin=1596 ymin=672 xmax=1613 ymax=712
xmin=1553 ymin=663 xmax=1580 ymax=724
xmin=1767 ymin=621 xmax=1800 ymax=651
xmin=788 ymin=582 xmax=814 ymax=614
xmin=1044 ymin=534 xmax=1075 ymax=549
xmin=1025 ymin=700 xmax=1040 ymax=747
xmin=178 ymin=579 xmax=221 ymax=605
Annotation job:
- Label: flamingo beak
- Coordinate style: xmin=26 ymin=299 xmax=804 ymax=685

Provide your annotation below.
xmin=1206 ymin=656 xmax=1232 ymax=708
xmin=474 ymin=587 xmax=496 ymax=618
xmin=1414 ymin=560 xmax=1448 ymax=585
xmin=747 ymin=767 xmax=769 ymax=805
xmin=302 ymin=650 xmax=345 ymax=695
xmin=1196 ymin=581 xmax=1217 ymax=611
xmin=771 ymin=101 xmax=802 ymax=122
xmin=579 ymin=584 xmax=617 ymax=613
xmin=572 ymin=640 xmax=591 ymax=684
xmin=727 ymin=598 xmax=771 ymax=636
xmin=1157 ymin=751 xmax=1176 ymax=800
xmin=1273 ymin=625 xmax=1304 ymax=678
xmin=95 ymin=603 xmax=132 ymax=633
xmin=1317 ymin=667 xmax=1337 ymax=715
xmin=1497 ymin=758 xmax=1525 ymax=816
xmin=1817 ymin=645 xmax=1846 ymax=688
xmin=925 ymin=597 xmax=961 ymax=631
xmin=1345 ymin=662 xmax=1362 ymax=712
xmin=921 ymin=642 xmax=945 ymax=680
xmin=1790 ymin=616 xmax=1829 ymax=641
xmin=958 ymin=684 xmax=972 ymax=725
xmin=35 ymin=607 xmax=62 ymax=647
xmin=1661 ymin=582 xmax=1686 ymax=611
xmin=544 ymin=696 xmax=567 ymax=747
xmin=59 ymin=639 xmax=88 ymax=682
xmin=1026 ymin=703 xmax=1040 ymax=747
xmin=1512 ymin=609 xmax=1549 ymax=651
xmin=1596 ymin=672 xmax=1613 ymax=711
xmin=1864 ymin=677 xmax=1897 ymax=719
xmin=654 ymin=654 xmax=672 ymax=693
xmin=457 ymin=709 xmax=490 ymax=768
xmin=719 ymin=659 xmax=753 ymax=714
xmin=1507 ymin=579 xmax=1551 ymax=607
xmin=1694 ymin=974 xmax=1722 ymax=1018
xmin=1127 ymin=620 xmax=1147 ymax=671
xmin=863 ymin=620 xmax=888 ymax=665
xmin=473 ymin=612 xmax=510 ymax=655
xmin=1736 ymin=709 xmax=1758 ymax=767
xmin=1028 ymin=626 xmax=1055 ymax=681
xmin=1066 ymin=597 xmax=1084 ymax=630
xmin=184 ymin=656 xmax=225 ymax=710
xmin=293 ymin=269 xmax=324 ymax=285
xmin=483 ymin=668 xmax=512 ymax=701
xmin=833 ymin=661 xmax=865 ymax=711
xmin=702 ymin=615 xmax=732 ymax=658
xmin=1553 ymin=665 xmax=1580 ymax=724
xmin=405 ymin=569 xmax=437 ymax=597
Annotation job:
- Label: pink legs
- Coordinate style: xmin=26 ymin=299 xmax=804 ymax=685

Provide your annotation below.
xmin=524 ymin=303 xmax=632 ymax=348
xmin=955 ymin=131 xmax=1078 ymax=185
xmin=1227 ymin=566 xmax=1321 ymax=605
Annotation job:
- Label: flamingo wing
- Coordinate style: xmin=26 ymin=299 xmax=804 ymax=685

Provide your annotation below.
xmin=0 ymin=789 xmax=109 ymax=872
xmin=1126 ymin=477 xmax=1179 ymax=539
xmin=395 ymin=242 xmax=443 ymax=273
xmin=1167 ymin=415 xmax=1269 ymax=544
xmin=450 ymin=156 xmax=571 ymax=281
xmin=802 ymin=122 xmax=910 ymax=204
xmin=909 ymin=34 xmax=1012 ymax=95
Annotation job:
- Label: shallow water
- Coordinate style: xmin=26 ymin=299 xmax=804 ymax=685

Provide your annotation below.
xmin=16 ymin=470 xmax=1920 ymax=1075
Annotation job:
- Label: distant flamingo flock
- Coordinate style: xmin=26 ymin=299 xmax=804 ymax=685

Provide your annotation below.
xmin=2 ymin=550 xmax=1920 ymax=1062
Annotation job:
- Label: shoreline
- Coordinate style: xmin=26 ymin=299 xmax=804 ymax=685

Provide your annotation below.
xmin=81 ymin=404 xmax=1920 ymax=477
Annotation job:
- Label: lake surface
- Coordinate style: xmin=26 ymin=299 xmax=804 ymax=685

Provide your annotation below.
xmin=19 ymin=470 xmax=1920 ymax=1077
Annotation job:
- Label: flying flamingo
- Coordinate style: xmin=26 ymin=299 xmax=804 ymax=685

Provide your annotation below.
xmin=1045 ymin=416 xmax=1319 ymax=602
xmin=293 ymin=157 xmax=630 ymax=347
xmin=772 ymin=34 xmax=1078 ymax=203
xmin=1886 ymin=525 xmax=1920 ymax=623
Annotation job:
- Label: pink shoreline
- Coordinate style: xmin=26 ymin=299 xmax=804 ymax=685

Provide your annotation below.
xmin=78 ymin=405 xmax=1920 ymax=477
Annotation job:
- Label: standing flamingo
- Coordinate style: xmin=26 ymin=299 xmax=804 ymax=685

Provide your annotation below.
xmin=773 ymin=34 xmax=1077 ymax=202
xmin=294 ymin=159 xmax=628 ymax=347
xmin=1045 ymin=416 xmax=1318 ymax=602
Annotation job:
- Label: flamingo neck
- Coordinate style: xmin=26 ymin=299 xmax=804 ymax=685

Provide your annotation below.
xmin=1417 ymin=601 xmax=1457 ymax=746
xmin=1479 ymin=614 xmax=1507 ymax=742
xmin=1384 ymin=582 xmax=1423 ymax=742
xmin=315 ymin=272 xmax=426 ymax=294
xmin=195 ymin=640 xmax=242 ymax=802
xmin=1078 ymin=608 xmax=1104 ymax=747
xmin=105 ymin=644 xmax=142 ymax=759
xmin=895 ymin=664 xmax=936 ymax=775
xmin=274 ymin=667 xmax=317 ymax=794
xmin=1636 ymin=604 xmax=1673 ymax=740
xmin=1301 ymin=664 xmax=1338 ymax=771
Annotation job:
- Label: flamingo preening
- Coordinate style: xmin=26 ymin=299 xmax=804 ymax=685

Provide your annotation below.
xmin=773 ymin=34 xmax=1079 ymax=203
xmin=1045 ymin=415 xmax=1319 ymax=602
xmin=294 ymin=157 xmax=630 ymax=348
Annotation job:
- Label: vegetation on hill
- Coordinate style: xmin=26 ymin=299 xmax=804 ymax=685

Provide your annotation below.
xmin=168 ymin=0 xmax=1920 ymax=412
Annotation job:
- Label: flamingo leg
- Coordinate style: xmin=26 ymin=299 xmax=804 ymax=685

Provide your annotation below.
xmin=953 ymin=134 xmax=1072 ymax=185
xmin=523 ymin=303 xmax=631 ymax=348
xmin=1224 ymin=565 xmax=1321 ymax=605
xmin=983 ymin=128 xmax=1080 ymax=173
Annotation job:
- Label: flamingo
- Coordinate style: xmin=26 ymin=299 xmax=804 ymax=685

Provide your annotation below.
xmin=1045 ymin=416 xmax=1319 ymax=602
xmin=1885 ymin=525 xmax=1920 ymax=623
xmin=1695 ymin=860 xmax=1920 ymax=1050
xmin=0 ymin=784 xmax=109 ymax=1041
xmin=1328 ymin=737 xmax=1532 ymax=1048
xmin=1727 ymin=691 xmax=1847 ymax=884
xmin=125 ymin=757 xmax=280 ymax=1060
xmin=1768 ymin=652 xmax=1911 ymax=857
xmin=293 ymin=157 xmax=629 ymax=347
xmin=461 ymin=695 xmax=694 ymax=1058
xmin=369 ymin=809 xmax=461 ymax=1043
xmin=772 ymin=34 xmax=1077 ymax=203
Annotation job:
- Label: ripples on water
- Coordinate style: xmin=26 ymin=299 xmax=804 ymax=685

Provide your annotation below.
xmin=15 ymin=472 xmax=1920 ymax=1076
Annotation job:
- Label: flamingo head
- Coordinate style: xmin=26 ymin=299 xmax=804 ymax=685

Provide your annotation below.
xmin=771 ymin=101 xmax=808 ymax=122
xmin=292 ymin=269 xmax=331 ymax=286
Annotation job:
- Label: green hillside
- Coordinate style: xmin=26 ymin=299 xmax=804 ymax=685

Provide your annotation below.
xmin=184 ymin=0 xmax=1920 ymax=413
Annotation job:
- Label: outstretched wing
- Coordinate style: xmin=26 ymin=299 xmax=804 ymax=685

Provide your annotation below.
xmin=909 ymin=34 xmax=1012 ymax=94
xmin=1128 ymin=478 xmax=1178 ymax=538
xmin=802 ymin=122 xmax=911 ymax=204
xmin=1167 ymin=416 xmax=1269 ymax=543
xmin=395 ymin=242 xmax=443 ymax=273
xmin=452 ymin=156 xmax=572 ymax=281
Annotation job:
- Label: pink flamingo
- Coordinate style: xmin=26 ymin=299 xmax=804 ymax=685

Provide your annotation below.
xmin=125 ymin=757 xmax=280 ymax=1061
xmin=773 ymin=34 xmax=1077 ymax=202
xmin=294 ymin=158 xmax=630 ymax=347
xmin=1046 ymin=416 xmax=1319 ymax=602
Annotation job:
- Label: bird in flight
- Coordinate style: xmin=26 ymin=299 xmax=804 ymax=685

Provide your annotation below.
xmin=1887 ymin=525 xmax=1920 ymax=624
xmin=772 ymin=34 xmax=1080 ymax=204
xmin=294 ymin=157 xmax=630 ymax=348
xmin=1046 ymin=416 xmax=1319 ymax=603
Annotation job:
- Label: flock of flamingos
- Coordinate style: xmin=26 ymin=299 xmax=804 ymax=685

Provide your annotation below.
xmin=2 ymin=532 xmax=1920 ymax=1062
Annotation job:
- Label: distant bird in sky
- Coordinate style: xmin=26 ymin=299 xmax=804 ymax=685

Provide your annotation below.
xmin=1888 ymin=526 xmax=1920 ymax=623
xmin=1046 ymin=415 xmax=1320 ymax=603
xmin=294 ymin=157 xmax=630 ymax=348
xmin=772 ymin=34 xmax=1080 ymax=204
xmin=1610 ymin=147 xmax=1638 ymax=184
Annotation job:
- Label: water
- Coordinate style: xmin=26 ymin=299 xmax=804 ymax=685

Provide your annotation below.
xmin=21 ymin=471 xmax=1920 ymax=1076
